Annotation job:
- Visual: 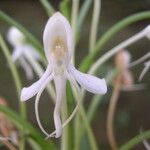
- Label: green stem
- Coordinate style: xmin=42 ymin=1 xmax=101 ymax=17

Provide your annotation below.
xmin=71 ymin=0 xmax=80 ymax=64
xmin=59 ymin=0 xmax=71 ymax=20
xmin=87 ymin=95 xmax=102 ymax=121
xmin=0 ymin=34 xmax=26 ymax=118
xmin=0 ymin=34 xmax=26 ymax=150
xmin=119 ymin=130 xmax=150 ymax=150
xmin=74 ymin=112 xmax=81 ymax=150
xmin=71 ymin=82 xmax=98 ymax=150
xmin=78 ymin=0 xmax=92 ymax=30
xmin=89 ymin=0 xmax=101 ymax=53
xmin=61 ymin=97 xmax=68 ymax=150
xmin=79 ymin=11 xmax=150 ymax=72
xmin=79 ymin=106 xmax=98 ymax=150
xmin=0 ymin=11 xmax=45 ymax=60
xmin=38 ymin=0 xmax=55 ymax=16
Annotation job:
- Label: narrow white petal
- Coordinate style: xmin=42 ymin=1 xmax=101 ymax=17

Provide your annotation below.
xmin=35 ymin=74 xmax=54 ymax=137
xmin=68 ymin=64 xmax=107 ymax=94
xmin=43 ymin=12 xmax=73 ymax=63
xmin=12 ymin=46 xmax=23 ymax=62
xmin=24 ymin=45 xmax=40 ymax=60
xmin=19 ymin=57 xmax=34 ymax=80
xmin=53 ymin=75 xmax=66 ymax=138
xmin=20 ymin=64 xmax=52 ymax=101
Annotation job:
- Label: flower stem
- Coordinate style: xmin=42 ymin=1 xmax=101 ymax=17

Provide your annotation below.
xmin=0 ymin=34 xmax=26 ymax=118
xmin=119 ymin=130 xmax=150 ymax=150
xmin=70 ymin=80 xmax=98 ymax=150
xmin=71 ymin=0 xmax=80 ymax=64
xmin=106 ymin=79 xmax=121 ymax=150
xmin=89 ymin=0 xmax=101 ymax=53
xmin=78 ymin=0 xmax=92 ymax=31
xmin=0 ymin=34 xmax=26 ymax=150
xmin=61 ymin=98 xmax=68 ymax=150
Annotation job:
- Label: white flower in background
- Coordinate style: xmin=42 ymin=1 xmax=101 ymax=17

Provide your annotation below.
xmin=21 ymin=12 xmax=107 ymax=138
xmin=7 ymin=27 xmax=40 ymax=80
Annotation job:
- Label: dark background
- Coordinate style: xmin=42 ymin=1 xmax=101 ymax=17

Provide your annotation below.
xmin=0 ymin=0 xmax=150 ymax=149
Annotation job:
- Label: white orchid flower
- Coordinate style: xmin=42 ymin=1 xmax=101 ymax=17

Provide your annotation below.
xmin=21 ymin=12 xmax=107 ymax=138
xmin=7 ymin=27 xmax=40 ymax=80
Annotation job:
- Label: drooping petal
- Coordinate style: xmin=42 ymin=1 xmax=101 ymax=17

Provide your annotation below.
xmin=20 ymin=64 xmax=52 ymax=101
xmin=11 ymin=46 xmax=23 ymax=62
xmin=35 ymin=74 xmax=54 ymax=137
xmin=43 ymin=12 xmax=73 ymax=64
xmin=68 ymin=64 xmax=107 ymax=94
xmin=19 ymin=57 xmax=34 ymax=80
xmin=53 ymin=75 xmax=66 ymax=138
xmin=24 ymin=45 xmax=40 ymax=61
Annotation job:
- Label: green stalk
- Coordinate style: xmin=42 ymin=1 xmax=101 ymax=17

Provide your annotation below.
xmin=80 ymin=106 xmax=98 ymax=150
xmin=119 ymin=130 xmax=150 ymax=150
xmin=71 ymin=0 xmax=80 ymax=42
xmin=71 ymin=83 xmax=98 ymax=150
xmin=61 ymin=97 xmax=69 ymax=150
xmin=74 ymin=112 xmax=81 ymax=150
xmin=59 ymin=0 xmax=71 ymax=20
xmin=79 ymin=11 xmax=150 ymax=72
xmin=38 ymin=0 xmax=55 ymax=16
xmin=87 ymin=95 xmax=102 ymax=121
xmin=89 ymin=0 xmax=101 ymax=53
xmin=0 ymin=34 xmax=26 ymax=150
xmin=71 ymin=0 xmax=80 ymax=64
xmin=0 ymin=11 xmax=45 ymax=60
xmin=78 ymin=0 xmax=92 ymax=30
xmin=0 ymin=34 xmax=26 ymax=119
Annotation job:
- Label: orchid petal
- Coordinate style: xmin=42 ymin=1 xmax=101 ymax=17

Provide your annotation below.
xmin=53 ymin=75 xmax=66 ymax=138
xmin=12 ymin=46 xmax=23 ymax=62
xmin=19 ymin=57 xmax=34 ymax=80
xmin=43 ymin=12 xmax=73 ymax=63
xmin=23 ymin=45 xmax=40 ymax=60
xmin=21 ymin=64 xmax=52 ymax=101
xmin=68 ymin=65 xmax=107 ymax=94
xmin=7 ymin=27 xmax=25 ymax=47
xmin=35 ymin=74 xmax=54 ymax=137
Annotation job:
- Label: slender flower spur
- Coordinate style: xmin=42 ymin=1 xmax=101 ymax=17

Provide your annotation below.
xmin=21 ymin=12 xmax=107 ymax=138
xmin=7 ymin=27 xmax=40 ymax=80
